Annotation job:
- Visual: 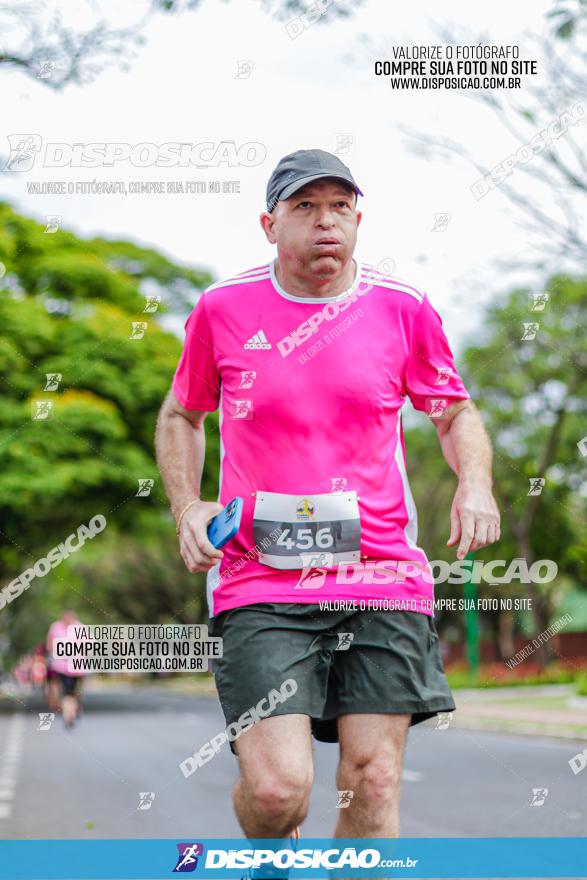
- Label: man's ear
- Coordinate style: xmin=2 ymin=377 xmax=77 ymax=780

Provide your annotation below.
xmin=260 ymin=211 xmax=277 ymax=244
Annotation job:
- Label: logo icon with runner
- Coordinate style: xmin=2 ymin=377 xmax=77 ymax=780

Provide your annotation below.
xmin=233 ymin=400 xmax=253 ymax=419
xmin=434 ymin=367 xmax=452 ymax=386
xmin=294 ymin=552 xmax=334 ymax=589
xmin=173 ymin=842 xmax=204 ymax=872
xmin=330 ymin=477 xmax=347 ymax=494
xmin=428 ymin=398 xmax=447 ymax=418
xmin=239 ymin=370 xmax=256 ymax=388
xmin=295 ymin=567 xmax=327 ymax=589
xmin=5 ymin=134 xmax=42 ymax=171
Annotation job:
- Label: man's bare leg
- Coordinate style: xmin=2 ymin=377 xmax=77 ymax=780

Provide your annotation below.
xmin=62 ymin=695 xmax=78 ymax=726
xmin=232 ymin=713 xmax=314 ymax=838
xmin=45 ymin=678 xmax=61 ymax=713
xmin=334 ymin=713 xmax=412 ymax=838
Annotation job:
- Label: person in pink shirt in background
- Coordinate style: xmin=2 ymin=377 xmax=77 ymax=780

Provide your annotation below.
xmin=46 ymin=609 xmax=87 ymax=729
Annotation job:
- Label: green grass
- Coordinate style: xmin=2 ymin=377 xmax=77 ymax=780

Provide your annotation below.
xmin=447 ymin=668 xmax=579 ymax=689
xmin=577 ymin=672 xmax=587 ymax=696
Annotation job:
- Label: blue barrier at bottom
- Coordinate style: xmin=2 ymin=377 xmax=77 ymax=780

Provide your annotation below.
xmin=0 ymin=837 xmax=585 ymax=880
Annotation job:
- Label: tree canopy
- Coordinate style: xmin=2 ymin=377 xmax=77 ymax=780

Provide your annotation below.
xmin=0 ymin=203 xmax=219 ymax=660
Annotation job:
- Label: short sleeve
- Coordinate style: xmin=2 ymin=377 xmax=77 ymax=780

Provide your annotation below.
xmin=403 ymin=294 xmax=470 ymax=416
xmin=172 ymin=294 xmax=220 ymax=411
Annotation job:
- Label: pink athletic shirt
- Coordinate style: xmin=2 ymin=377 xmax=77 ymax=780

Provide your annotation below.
xmin=47 ymin=619 xmax=87 ymax=676
xmin=172 ymin=258 xmax=470 ymax=619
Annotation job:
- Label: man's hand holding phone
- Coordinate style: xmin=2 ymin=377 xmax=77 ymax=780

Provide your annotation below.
xmin=177 ymin=499 xmax=225 ymax=573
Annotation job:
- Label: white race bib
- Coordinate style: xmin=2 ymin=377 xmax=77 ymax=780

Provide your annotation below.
xmin=253 ymin=490 xmax=361 ymax=570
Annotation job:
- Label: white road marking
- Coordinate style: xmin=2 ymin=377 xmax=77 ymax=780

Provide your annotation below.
xmin=0 ymin=714 xmax=26 ymax=820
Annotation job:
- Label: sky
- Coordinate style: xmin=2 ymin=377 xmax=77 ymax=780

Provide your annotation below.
xmin=0 ymin=0 xmax=572 ymax=346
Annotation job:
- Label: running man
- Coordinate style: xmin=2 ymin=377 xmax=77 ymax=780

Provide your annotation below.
xmin=46 ymin=610 xmax=86 ymax=728
xmin=155 ymin=149 xmax=500 ymax=844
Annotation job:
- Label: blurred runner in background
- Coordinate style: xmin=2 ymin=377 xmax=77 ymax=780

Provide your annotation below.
xmin=46 ymin=610 xmax=87 ymax=729
xmin=30 ymin=643 xmax=48 ymax=688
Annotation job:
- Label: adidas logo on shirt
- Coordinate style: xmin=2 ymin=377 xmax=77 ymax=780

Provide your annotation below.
xmin=244 ymin=329 xmax=272 ymax=350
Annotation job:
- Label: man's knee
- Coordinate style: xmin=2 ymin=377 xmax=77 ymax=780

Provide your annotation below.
xmin=246 ymin=767 xmax=313 ymax=824
xmin=338 ymin=755 xmax=400 ymax=809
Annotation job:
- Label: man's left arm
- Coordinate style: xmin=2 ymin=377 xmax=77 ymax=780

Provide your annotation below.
xmin=432 ymin=400 xmax=501 ymax=559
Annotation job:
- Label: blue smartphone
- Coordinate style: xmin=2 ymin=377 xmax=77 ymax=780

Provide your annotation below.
xmin=207 ymin=497 xmax=244 ymax=549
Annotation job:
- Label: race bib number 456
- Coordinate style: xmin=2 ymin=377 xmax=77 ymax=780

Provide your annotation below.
xmin=252 ymin=490 xmax=361 ymax=570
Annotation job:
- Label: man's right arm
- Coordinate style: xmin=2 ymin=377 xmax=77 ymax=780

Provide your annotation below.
xmin=155 ymin=389 xmax=224 ymax=572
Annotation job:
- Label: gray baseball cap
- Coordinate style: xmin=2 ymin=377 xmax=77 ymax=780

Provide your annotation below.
xmin=266 ymin=148 xmax=363 ymax=212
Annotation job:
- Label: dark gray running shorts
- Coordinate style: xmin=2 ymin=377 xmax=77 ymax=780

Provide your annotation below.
xmin=208 ymin=602 xmax=456 ymax=755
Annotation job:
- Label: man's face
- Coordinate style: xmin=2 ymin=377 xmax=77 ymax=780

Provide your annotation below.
xmin=260 ymin=178 xmax=362 ymax=277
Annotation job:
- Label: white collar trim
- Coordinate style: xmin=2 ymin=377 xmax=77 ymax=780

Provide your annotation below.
xmin=269 ymin=257 xmax=363 ymax=303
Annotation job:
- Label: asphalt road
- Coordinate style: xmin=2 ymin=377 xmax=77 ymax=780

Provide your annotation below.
xmin=0 ymin=683 xmax=585 ymax=878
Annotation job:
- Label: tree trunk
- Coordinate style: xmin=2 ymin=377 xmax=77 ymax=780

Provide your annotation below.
xmin=498 ymin=610 xmax=516 ymax=661
xmin=518 ymin=531 xmax=553 ymax=669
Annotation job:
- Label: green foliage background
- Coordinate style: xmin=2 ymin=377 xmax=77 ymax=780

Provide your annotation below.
xmin=0 ymin=203 xmax=220 ymax=661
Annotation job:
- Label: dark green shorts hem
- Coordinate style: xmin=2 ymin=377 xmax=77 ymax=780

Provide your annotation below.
xmin=310 ymin=699 xmax=456 ymax=744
